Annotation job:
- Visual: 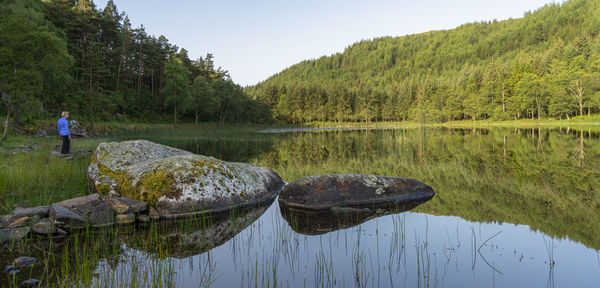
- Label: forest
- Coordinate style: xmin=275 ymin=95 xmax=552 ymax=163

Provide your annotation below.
xmin=248 ymin=0 xmax=600 ymax=123
xmin=0 ymin=0 xmax=271 ymax=139
xmin=3 ymin=0 xmax=600 ymax=132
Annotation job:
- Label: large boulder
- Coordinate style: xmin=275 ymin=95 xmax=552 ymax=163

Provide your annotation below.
xmin=88 ymin=140 xmax=284 ymax=218
xmin=279 ymin=174 xmax=435 ymax=210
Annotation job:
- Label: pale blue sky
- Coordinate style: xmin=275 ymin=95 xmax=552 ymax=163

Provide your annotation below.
xmin=94 ymin=0 xmax=557 ymax=86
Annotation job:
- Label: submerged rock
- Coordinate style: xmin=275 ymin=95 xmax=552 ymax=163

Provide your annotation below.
xmin=279 ymin=174 xmax=435 ymax=210
xmin=88 ymin=140 xmax=284 ymax=218
xmin=19 ymin=279 xmax=40 ymax=287
xmin=148 ymin=207 xmax=160 ymax=220
xmin=4 ymin=265 xmax=19 ymax=275
xmin=13 ymin=256 xmax=37 ymax=268
xmin=115 ymin=213 xmax=135 ymax=225
xmin=0 ymin=227 xmax=30 ymax=244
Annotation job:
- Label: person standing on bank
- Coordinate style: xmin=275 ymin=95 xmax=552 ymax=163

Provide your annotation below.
xmin=57 ymin=111 xmax=70 ymax=154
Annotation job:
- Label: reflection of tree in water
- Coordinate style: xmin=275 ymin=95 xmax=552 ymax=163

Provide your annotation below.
xmin=573 ymin=129 xmax=586 ymax=167
xmin=253 ymin=127 xmax=600 ymax=250
xmin=114 ymin=128 xmax=279 ymax=163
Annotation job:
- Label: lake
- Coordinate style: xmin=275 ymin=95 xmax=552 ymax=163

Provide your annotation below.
xmin=3 ymin=126 xmax=600 ymax=287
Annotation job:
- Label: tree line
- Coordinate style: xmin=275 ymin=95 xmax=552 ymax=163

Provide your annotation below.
xmin=0 ymin=0 xmax=270 ymax=140
xmin=248 ymin=0 xmax=600 ymax=123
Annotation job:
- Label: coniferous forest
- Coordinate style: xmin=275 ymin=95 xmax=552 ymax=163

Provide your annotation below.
xmin=0 ymin=0 xmax=271 ymax=135
xmin=2 ymin=0 xmax=600 ymax=130
xmin=248 ymin=0 xmax=600 ymax=123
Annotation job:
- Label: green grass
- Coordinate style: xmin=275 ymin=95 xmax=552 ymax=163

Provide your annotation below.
xmin=302 ymin=115 xmax=600 ymax=130
xmin=0 ymin=136 xmax=109 ymax=213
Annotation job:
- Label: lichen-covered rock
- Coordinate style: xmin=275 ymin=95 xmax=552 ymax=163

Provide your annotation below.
xmin=279 ymin=174 xmax=435 ymax=210
xmin=88 ymin=140 xmax=192 ymax=195
xmin=88 ymin=140 xmax=284 ymax=218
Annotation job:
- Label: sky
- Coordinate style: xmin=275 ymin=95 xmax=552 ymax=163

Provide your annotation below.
xmin=94 ymin=0 xmax=558 ymax=86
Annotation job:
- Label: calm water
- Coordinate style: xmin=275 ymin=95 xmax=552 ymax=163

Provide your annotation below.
xmin=9 ymin=127 xmax=600 ymax=287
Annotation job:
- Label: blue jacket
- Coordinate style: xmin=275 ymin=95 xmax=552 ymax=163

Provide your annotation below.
xmin=57 ymin=117 xmax=70 ymax=136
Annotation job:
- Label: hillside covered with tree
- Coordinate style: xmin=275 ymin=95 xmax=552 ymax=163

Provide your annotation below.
xmin=0 ymin=0 xmax=270 ymax=139
xmin=248 ymin=0 xmax=600 ymax=123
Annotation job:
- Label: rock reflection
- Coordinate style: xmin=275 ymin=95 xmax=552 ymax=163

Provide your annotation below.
xmin=123 ymin=200 xmax=273 ymax=258
xmin=280 ymin=199 xmax=431 ymax=235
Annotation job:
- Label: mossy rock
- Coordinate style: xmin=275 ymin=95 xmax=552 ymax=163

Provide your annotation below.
xmin=88 ymin=140 xmax=284 ymax=217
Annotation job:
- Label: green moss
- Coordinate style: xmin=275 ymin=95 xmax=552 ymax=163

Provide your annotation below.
xmin=119 ymin=169 xmax=179 ymax=206
xmin=95 ymin=182 xmax=111 ymax=195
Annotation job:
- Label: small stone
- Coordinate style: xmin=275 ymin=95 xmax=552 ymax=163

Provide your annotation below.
xmin=137 ymin=215 xmax=150 ymax=223
xmin=89 ymin=202 xmax=115 ymax=227
xmin=13 ymin=256 xmax=37 ymax=268
xmin=108 ymin=190 xmax=119 ymax=198
xmin=19 ymin=279 xmax=40 ymax=287
xmin=148 ymin=207 xmax=160 ymax=220
xmin=55 ymin=227 xmax=68 ymax=236
xmin=106 ymin=197 xmax=146 ymax=214
xmin=49 ymin=204 xmax=86 ymax=229
xmin=115 ymin=213 xmax=135 ymax=225
xmin=32 ymin=219 xmax=55 ymax=234
xmin=12 ymin=206 xmax=50 ymax=218
xmin=4 ymin=216 xmax=31 ymax=228
xmin=0 ymin=227 xmax=30 ymax=244
xmin=55 ymin=194 xmax=102 ymax=217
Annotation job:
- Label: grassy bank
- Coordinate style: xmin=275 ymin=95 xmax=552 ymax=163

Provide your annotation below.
xmin=0 ymin=136 xmax=108 ymax=213
xmin=300 ymin=115 xmax=600 ymax=129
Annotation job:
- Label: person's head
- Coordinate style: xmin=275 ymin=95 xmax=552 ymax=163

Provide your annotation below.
xmin=61 ymin=111 xmax=69 ymax=119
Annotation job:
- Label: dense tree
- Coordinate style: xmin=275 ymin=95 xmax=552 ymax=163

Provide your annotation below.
xmin=248 ymin=0 xmax=600 ymax=123
xmin=0 ymin=0 xmax=72 ymax=139
xmin=0 ymin=0 xmax=267 ymax=139
xmin=161 ymin=58 xmax=191 ymax=128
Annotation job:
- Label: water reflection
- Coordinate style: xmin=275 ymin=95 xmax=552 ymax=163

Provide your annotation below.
xmin=280 ymin=200 xmax=429 ymax=235
xmin=91 ymin=203 xmax=600 ymax=287
xmin=249 ymin=127 xmax=600 ymax=250
xmin=122 ymin=201 xmax=272 ymax=258
xmin=80 ymin=126 xmax=600 ymax=287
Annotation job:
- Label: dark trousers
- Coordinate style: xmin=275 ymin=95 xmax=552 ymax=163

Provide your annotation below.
xmin=61 ymin=136 xmax=70 ymax=154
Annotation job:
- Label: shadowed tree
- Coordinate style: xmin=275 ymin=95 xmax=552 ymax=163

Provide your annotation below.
xmin=0 ymin=0 xmax=72 ymax=140
xmin=161 ymin=57 xmax=192 ymax=128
